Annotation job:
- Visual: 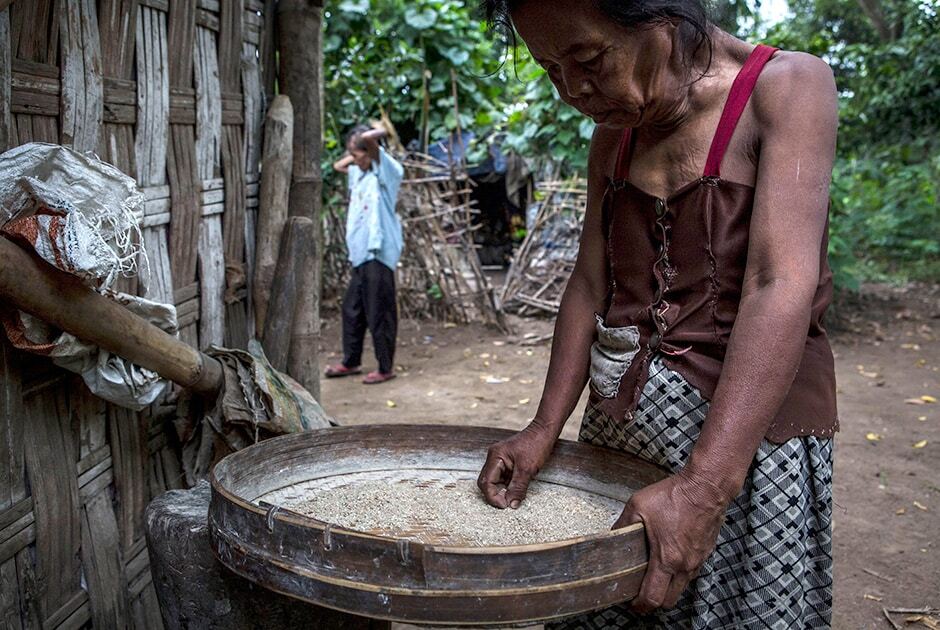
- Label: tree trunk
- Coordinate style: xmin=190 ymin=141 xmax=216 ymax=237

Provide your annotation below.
xmin=277 ymin=0 xmax=324 ymax=400
xmin=254 ymin=94 xmax=293 ymax=336
xmin=855 ymin=0 xmax=900 ymax=42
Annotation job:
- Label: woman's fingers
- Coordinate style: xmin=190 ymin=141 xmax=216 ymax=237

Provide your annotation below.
xmin=477 ymin=454 xmax=510 ymax=508
xmin=662 ymin=572 xmax=692 ymax=609
xmin=612 ymin=501 xmax=643 ymax=529
xmin=504 ymin=467 xmax=533 ymax=509
xmin=631 ymin=555 xmax=672 ymax=614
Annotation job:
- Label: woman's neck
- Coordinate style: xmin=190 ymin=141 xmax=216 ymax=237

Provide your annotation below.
xmin=641 ymin=27 xmax=751 ymax=140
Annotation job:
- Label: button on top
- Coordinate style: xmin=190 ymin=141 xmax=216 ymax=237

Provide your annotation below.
xmin=655 ymin=198 xmax=667 ymax=218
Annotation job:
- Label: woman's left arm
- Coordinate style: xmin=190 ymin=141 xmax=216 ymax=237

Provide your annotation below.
xmin=622 ymin=53 xmax=838 ymax=613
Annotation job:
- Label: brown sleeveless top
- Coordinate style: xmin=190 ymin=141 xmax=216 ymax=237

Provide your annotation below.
xmin=590 ymin=45 xmax=838 ymax=443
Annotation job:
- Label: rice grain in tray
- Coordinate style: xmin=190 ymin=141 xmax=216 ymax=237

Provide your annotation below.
xmin=279 ymin=478 xmax=622 ymax=547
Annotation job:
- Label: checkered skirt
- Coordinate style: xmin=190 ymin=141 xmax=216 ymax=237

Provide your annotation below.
xmin=548 ymin=356 xmax=833 ymax=629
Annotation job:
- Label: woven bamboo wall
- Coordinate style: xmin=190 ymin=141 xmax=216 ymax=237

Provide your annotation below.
xmin=0 ymin=0 xmax=272 ymax=626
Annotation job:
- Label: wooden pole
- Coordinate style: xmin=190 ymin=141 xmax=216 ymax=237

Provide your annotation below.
xmin=0 ymin=237 xmax=223 ymax=398
xmin=254 ymin=94 xmax=294 ymax=336
xmin=261 ymin=217 xmax=314 ymax=372
xmin=277 ymin=0 xmax=324 ymax=399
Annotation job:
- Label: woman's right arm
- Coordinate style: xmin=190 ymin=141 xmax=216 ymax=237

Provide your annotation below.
xmin=477 ymin=126 xmax=620 ymax=509
xmin=333 ymin=154 xmax=355 ymax=173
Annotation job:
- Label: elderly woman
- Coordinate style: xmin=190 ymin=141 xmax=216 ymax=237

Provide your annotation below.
xmin=476 ymin=0 xmax=838 ymax=627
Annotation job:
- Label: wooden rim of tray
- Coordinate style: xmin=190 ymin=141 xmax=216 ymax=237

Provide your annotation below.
xmin=208 ymin=424 xmax=667 ymax=626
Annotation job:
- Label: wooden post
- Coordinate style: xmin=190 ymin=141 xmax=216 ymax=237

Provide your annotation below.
xmin=254 ymin=94 xmax=294 ymax=336
xmin=277 ymin=0 xmax=324 ymax=399
xmin=0 ymin=5 xmax=12 ymax=152
xmin=261 ymin=217 xmax=314 ymax=372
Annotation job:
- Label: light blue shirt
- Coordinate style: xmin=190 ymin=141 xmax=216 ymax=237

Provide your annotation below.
xmin=345 ymin=147 xmax=404 ymax=270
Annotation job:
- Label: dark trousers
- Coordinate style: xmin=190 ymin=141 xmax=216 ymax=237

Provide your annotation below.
xmin=342 ymin=260 xmax=397 ymax=374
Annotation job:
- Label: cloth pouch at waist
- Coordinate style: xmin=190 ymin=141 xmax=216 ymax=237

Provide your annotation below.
xmin=589 ymin=314 xmax=640 ymax=398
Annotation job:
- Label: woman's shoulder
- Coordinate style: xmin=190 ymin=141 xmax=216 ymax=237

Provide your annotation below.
xmin=588 ymin=124 xmax=624 ymax=181
xmin=751 ymin=50 xmax=837 ymax=128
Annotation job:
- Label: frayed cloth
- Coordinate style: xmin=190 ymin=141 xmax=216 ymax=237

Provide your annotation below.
xmin=0 ymin=142 xmax=147 ymax=286
xmin=175 ymin=340 xmax=336 ymax=484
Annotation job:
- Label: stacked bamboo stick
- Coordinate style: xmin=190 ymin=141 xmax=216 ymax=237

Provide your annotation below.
xmin=499 ymin=178 xmax=588 ymax=317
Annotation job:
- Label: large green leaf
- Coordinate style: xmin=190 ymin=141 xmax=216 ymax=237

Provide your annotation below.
xmin=338 ymin=0 xmax=369 ymax=14
xmin=404 ymin=7 xmax=436 ymax=29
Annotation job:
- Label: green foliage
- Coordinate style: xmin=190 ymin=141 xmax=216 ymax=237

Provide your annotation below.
xmin=320 ymin=0 xmax=939 ymax=288
xmin=322 ymin=0 xmax=598 ymax=178
xmin=766 ymin=0 xmax=940 ymax=285
xmin=323 ymin=0 xmax=507 ymax=151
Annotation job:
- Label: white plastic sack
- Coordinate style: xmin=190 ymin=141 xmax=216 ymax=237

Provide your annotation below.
xmin=0 ymin=143 xmax=173 ymax=410
xmin=6 ymin=291 xmax=177 ymax=410
xmin=0 ymin=142 xmax=146 ymax=287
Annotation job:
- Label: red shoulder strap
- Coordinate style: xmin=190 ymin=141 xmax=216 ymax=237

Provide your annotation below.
xmin=614 ymin=127 xmax=635 ymax=180
xmin=703 ymin=44 xmax=778 ymax=178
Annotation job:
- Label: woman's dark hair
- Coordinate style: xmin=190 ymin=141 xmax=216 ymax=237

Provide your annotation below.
xmin=480 ymin=0 xmax=713 ymax=77
xmin=345 ymin=124 xmax=373 ymax=150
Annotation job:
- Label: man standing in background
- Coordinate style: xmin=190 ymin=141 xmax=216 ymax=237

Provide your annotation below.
xmin=325 ymin=124 xmax=404 ymax=384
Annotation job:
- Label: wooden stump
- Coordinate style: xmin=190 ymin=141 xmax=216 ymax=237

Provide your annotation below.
xmin=145 ymin=481 xmax=388 ymax=629
xmin=261 ymin=216 xmax=314 ymax=371
xmin=254 ymin=94 xmax=293 ymax=336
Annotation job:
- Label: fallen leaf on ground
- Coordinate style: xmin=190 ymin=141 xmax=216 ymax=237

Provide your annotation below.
xmin=519 ymin=379 xmax=534 ymax=385
xmin=901 ymin=343 xmax=921 ymax=350
xmin=386 ymin=400 xmax=397 ymax=408
xmin=913 ymin=501 xmax=928 ymax=511
xmin=896 ymin=508 xmax=906 ymax=515
xmin=859 ymin=370 xmax=879 ymax=378
xmin=862 ymin=594 xmax=883 ymax=602
xmin=469 ymin=402 xmax=478 ymax=409
xmin=484 ymin=376 xmax=509 ymax=384
xmin=918 ymin=416 xmax=927 ymax=422
xmin=525 ymin=350 xmax=534 ymax=356
xmin=519 ymin=398 xmax=530 ymax=405
xmin=427 ymin=391 xmax=435 ymax=397
xmin=922 ymin=395 xmax=937 ymax=403
xmin=866 ymin=432 xmax=883 ymax=442
xmin=483 ymin=360 xmax=490 ymax=367
xmin=493 ymin=341 xmax=506 ymax=346
xmin=913 ymin=440 xmax=928 ymax=448
xmin=443 ymin=322 xmax=457 ymax=329
xmin=906 ymin=398 xmax=927 ymax=405
xmin=479 ymin=353 xmax=491 ymax=359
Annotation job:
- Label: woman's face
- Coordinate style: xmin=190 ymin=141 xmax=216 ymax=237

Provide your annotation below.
xmin=348 ymin=139 xmax=372 ymax=171
xmin=512 ymin=0 xmax=678 ymax=129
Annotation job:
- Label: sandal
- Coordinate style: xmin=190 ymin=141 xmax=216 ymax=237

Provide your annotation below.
xmin=324 ymin=363 xmax=362 ymax=378
xmin=363 ymin=371 xmax=396 ymax=385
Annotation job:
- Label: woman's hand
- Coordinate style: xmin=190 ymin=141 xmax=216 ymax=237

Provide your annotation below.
xmin=614 ymin=469 xmax=732 ymax=613
xmin=477 ymin=421 xmax=558 ymax=509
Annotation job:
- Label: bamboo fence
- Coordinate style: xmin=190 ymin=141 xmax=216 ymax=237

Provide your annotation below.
xmin=499 ymin=178 xmax=588 ymax=316
xmin=0 ymin=0 xmax=271 ymax=627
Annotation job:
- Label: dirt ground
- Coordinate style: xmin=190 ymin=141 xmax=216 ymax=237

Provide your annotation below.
xmin=319 ymin=283 xmax=940 ymax=630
